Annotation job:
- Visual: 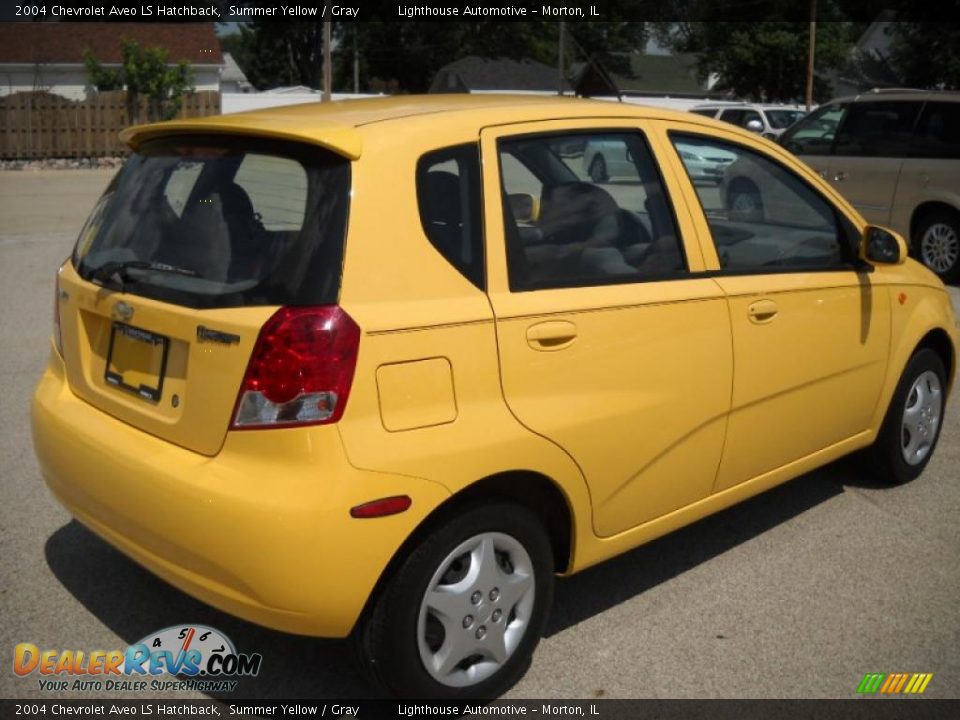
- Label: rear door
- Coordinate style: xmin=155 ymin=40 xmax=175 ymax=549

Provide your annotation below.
xmin=892 ymin=100 xmax=960 ymax=237
xmin=480 ymin=120 xmax=733 ymax=537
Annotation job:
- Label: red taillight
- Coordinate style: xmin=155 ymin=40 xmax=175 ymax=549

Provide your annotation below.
xmin=231 ymin=305 xmax=361 ymax=429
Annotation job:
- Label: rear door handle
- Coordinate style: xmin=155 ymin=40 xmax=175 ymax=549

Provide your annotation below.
xmin=526 ymin=321 xmax=577 ymax=351
xmin=747 ymin=299 xmax=778 ymax=324
xmin=833 ymin=170 xmax=848 ymax=182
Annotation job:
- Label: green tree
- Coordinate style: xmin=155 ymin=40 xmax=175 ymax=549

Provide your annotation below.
xmin=651 ymin=1 xmax=859 ymax=102
xmin=226 ymin=22 xmax=325 ymax=90
xmin=889 ymin=22 xmax=960 ymax=90
xmin=84 ymin=39 xmax=194 ymax=123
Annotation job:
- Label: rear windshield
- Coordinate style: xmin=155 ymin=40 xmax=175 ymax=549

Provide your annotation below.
xmin=73 ymin=135 xmax=350 ymax=309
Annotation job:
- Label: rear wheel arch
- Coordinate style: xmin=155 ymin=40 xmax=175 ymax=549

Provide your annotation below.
xmin=352 ymin=470 xmax=574 ymax=634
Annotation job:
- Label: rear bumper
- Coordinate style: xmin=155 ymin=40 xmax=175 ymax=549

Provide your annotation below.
xmin=31 ymin=350 xmax=451 ymax=637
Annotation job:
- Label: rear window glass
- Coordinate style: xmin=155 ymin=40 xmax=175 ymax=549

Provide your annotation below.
xmin=72 ymin=135 xmax=350 ymax=309
xmin=416 ymin=144 xmax=484 ymax=289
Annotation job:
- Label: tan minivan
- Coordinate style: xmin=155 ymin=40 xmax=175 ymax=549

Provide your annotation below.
xmin=778 ymin=90 xmax=960 ymax=282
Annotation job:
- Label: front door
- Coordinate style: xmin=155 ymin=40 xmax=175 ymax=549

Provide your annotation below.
xmin=667 ymin=129 xmax=891 ymax=491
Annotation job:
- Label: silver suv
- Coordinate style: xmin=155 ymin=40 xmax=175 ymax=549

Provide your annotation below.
xmin=779 ymin=90 xmax=960 ymax=282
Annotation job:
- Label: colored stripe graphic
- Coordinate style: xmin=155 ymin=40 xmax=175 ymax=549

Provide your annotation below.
xmin=857 ymin=672 xmax=933 ymax=694
xmin=857 ymin=673 xmax=886 ymax=693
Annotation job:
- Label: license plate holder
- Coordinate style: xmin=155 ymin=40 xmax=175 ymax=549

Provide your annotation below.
xmin=105 ymin=322 xmax=169 ymax=402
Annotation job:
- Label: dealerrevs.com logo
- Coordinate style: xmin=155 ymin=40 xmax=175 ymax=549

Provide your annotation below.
xmin=13 ymin=625 xmax=262 ymax=693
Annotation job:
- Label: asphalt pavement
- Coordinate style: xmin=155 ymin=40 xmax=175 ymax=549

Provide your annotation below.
xmin=1 ymin=169 xmax=958 ymax=701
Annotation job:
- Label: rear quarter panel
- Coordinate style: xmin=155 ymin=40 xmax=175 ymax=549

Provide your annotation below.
xmin=334 ymin=122 xmax=594 ymax=568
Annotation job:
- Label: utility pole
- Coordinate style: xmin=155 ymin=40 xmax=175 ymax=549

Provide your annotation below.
xmin=558 ymin=22 xmax=565 ymax=96
xmin=805 ymin=0 xmax=817 ymax=110
xmin=353 ymin=26 xmax=359 ymax=94
xmin=323 ymin=0 xmax=332 ymax=102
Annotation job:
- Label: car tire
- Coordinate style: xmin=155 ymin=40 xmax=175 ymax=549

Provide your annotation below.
xmin=588 ymin=155 xmax=608 ymax=184
xmin=864 ymin=348 xmax=947 ymax=485
xmin=352 ymin=502 xmax=555 ymax=699
xmin=914 ymin=209 xmax=960 ymax=284
xmin=727 ymin=180 xmax=764 ymax=222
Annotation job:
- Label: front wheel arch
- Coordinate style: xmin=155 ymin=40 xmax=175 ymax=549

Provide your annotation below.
xmin=865 ymin=347 xmax=947 ymax=484
xmin=916 ymin=328 xmax=956 ymax=395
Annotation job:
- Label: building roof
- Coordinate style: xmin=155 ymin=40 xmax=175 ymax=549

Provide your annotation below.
xmin=430 ymin=56 xmax=570 ymax=94
xmin=576 ymin=52 xmax=707 ymax=97
xmin=221 ymin=52 xmax=252 ymax=87
xmin=0 ymin=23 xmax=222 ymax=65
xmin=827 ymin=19 xmax=900 ymax=96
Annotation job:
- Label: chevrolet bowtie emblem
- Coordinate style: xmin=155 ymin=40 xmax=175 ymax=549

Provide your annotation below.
xmin=112 ymin=301 xmax=134 ymax=322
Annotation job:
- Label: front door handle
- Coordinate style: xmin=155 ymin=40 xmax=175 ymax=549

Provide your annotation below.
xmin=747 ymin=299 xmax=778 ymax=324
xmin=526 ymin=321 xmax=577 ymax=351
xmin=833 ymin=170 xmax=848 ymax=182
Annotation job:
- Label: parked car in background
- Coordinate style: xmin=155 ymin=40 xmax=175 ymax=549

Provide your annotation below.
xmin=673 ymin=142 xmax=737 ymax=185
xmin=584 ymin=138 xmax=735 ymax=185
xmin=33 ymin=96 xmax=957 ymax=700
xmin=778 ymin=90 xmax=960 ymax=282
xmin=691 ymin=103 xmax=807 ymax=139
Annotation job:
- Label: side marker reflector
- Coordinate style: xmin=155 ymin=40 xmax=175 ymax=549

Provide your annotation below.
xmin=350 ymin=495 xmax=412 ymax=519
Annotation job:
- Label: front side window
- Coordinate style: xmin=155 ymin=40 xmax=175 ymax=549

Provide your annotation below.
xmin=766 ymin=109 xmax=806 ymax=130
xmin=416 ymin=144 xmax=484 ymax=289
xmin=780 ymin=103 xmax=848 ymax=156
xmin=498 ymin=131 xmax=686 ymax=291
xmin=672 ymin=133 xmax=851 ymax=271
xmin=73 ymin=135 xmax=350 ymax=309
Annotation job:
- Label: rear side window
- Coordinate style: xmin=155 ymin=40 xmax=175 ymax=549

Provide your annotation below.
xmin=833 ymin=101 xmax=923 ymax=158
xmin=416 ymin=144 xmax=484 ymax=289
xmin=499 ymin=131 xmax=686 ymax=291
xmin=909 ymin=102 xmax=960 ymax=160
xmin=73 ymin=135 xmax=350 ymax=309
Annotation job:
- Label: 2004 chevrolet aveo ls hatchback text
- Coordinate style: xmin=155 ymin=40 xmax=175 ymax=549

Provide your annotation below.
xmin=32 ymin=96 xmax=958 ymax=698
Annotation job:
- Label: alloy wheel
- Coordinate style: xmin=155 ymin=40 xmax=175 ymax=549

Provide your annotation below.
xmin=920 ymin=222 xmax=959 ymax=274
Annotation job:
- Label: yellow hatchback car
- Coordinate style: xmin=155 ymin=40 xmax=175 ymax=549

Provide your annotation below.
xmin=32 ymin=96 xmax=957 ymax=698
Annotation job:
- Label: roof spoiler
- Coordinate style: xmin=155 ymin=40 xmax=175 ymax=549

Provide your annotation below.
xmin=119 ymin=116 xmax=362 ymax=160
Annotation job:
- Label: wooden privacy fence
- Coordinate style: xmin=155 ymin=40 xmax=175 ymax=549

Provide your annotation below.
xmin=0 ymin=90 xmax=221 ymax=160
